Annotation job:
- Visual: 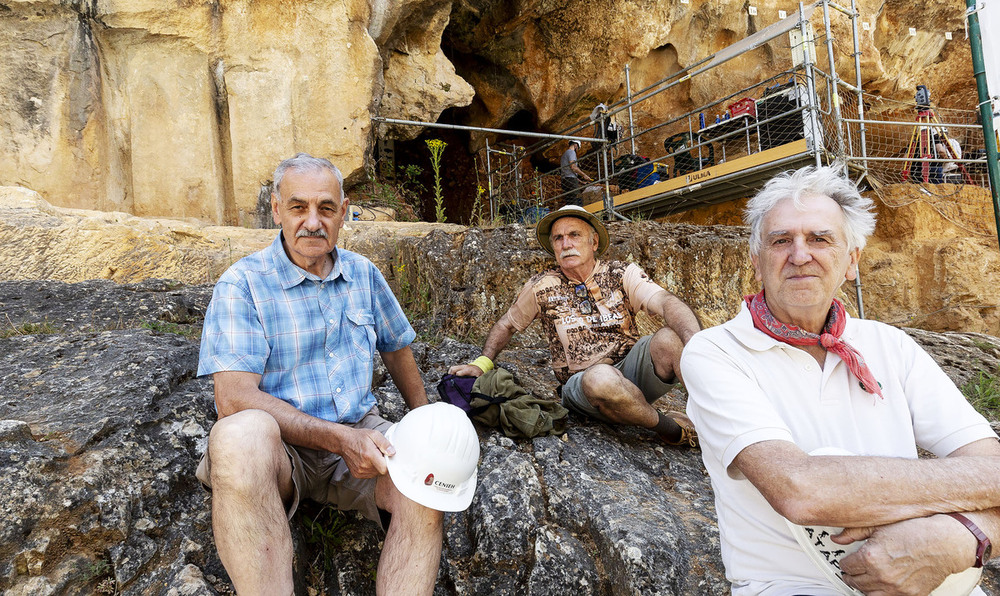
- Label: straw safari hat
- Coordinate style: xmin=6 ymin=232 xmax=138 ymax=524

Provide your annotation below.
xmin=535 ymin=205 xmax=610 ymax=257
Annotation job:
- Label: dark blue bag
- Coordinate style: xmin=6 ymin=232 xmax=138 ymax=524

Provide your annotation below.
xmin=436 ymin=374 xmax=505 ymax=416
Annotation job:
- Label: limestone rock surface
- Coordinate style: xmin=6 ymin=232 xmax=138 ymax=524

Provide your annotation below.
xmin=4 ymin=188 xmax=997 ymax=337
xmin=0 ymin=0 xmax=474 ymax=224
xmin=0 ymin=186 xmax=462 ymax=286
xmin=445 ymin=0 xmax=977 ymax=147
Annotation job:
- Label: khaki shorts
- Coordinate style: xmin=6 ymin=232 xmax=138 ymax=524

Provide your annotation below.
xmin=560 ymin=334 xmax=676 ymax=422
xmin=196 ymin=407 xmax=392 ymax=530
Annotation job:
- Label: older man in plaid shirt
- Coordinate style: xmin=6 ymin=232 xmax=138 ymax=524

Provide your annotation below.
xmin=196 ymin=153 xmax=441 ymax=596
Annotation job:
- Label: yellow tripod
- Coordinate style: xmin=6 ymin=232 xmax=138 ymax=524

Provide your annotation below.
xmin=902 ymin=109 xmax=971 ymax=184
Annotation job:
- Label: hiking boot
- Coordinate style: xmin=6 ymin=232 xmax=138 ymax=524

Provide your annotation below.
xmin=662 ymin=410 xmax=698 ymax=448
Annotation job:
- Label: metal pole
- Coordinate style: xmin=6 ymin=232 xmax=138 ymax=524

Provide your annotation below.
xmin=625 ymin=64 xmax=637 ymax=155
xmin=827 ymin=0 xmax=866 ymax=318
xmin=799 ymin=3 xmax=823 ymax=166
xmin=854 ymin=269 xmax=866 ymax=319
xmin=485 ymin=138 xmax=495 ymax=219
xmin=514 ymin=147 xmax=522 ymax=208
xmin=372 ymin=117 xmax=601 ymax=144
xmin=850 ymin=0 xmax=869 ymax=173
xmin=821 ymin=0 xmax=847 ymax=157
xmin=965 ymin=0 xmax=1000 ymax=251
xmin=599 ymin=113 xmax=614 ymax=218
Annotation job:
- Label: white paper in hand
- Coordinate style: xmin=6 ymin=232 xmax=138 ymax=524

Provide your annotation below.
xmin=785 ymin=447 xmax=982 ymax=596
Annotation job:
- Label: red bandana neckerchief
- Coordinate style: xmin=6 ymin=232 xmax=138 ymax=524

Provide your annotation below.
xmin=744 ymin=290 xmax=883 ymax=399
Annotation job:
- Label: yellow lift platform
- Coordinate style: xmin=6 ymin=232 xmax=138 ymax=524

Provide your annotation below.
xmin=583 ymin=138 xmax=817 ymax=217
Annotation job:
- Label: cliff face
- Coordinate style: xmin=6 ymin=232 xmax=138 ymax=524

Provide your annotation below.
xmin=0 ymin=0 xmax=473 ymax=225
xmin=0 ymin=0 xmax=981 ymax=223
xmin=445 ymin=0 xmax=975 ymax=134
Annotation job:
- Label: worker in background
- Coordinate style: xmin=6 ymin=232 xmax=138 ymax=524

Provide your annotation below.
xmin=560 ymin=140 xmax=592 ymax=206
xmin=936 ymin=131 xmax=963 ymax=183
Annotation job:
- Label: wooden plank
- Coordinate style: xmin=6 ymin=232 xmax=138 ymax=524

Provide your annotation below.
xmin=584 ymin=138 xmax=811 ymax=213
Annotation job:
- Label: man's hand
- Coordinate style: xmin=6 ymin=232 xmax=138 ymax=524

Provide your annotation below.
xmin=448 ymin=363 xmax=486 ymax=377
xmin=835 ymin=515 xmax=974 ymax=595
xmin=339 ymin=427 xmax=396 ymax=478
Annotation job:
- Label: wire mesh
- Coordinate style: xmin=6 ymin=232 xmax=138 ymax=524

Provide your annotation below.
xmin=484 ymin=65 xmax=833 ymax=222
xmin=842 ymin=94 xmax=995 ymax=236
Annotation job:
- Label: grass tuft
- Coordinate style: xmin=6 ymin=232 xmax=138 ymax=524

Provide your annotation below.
xmin=1 ymin=316 xmax=59 ymax=338
xmin=301 ymin=504 xmax=350 ymax=572
xmin=961 ymin=368 xmax=1000 ymax=420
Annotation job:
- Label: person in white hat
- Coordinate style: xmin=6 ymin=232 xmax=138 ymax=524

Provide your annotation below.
xmin=449 ymin=205 xmax=701 ymax=446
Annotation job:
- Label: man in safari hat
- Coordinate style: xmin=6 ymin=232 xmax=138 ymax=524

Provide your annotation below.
xmin=449 ymin=205 xmax=701 ymax=446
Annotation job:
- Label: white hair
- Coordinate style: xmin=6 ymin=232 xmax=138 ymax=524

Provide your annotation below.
xmin=744 ymin=164 xmax=876 ymax=255
xmin=272 ymin=153 xmax=345 ymax=202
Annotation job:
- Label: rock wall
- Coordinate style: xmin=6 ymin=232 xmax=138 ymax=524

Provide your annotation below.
xmin=0 ymin=0 xmax=473 ymax=225
xmin=0 ymin=0 xmax=981 ymax=223
xmin=445 ymin=0 xmax=976 ymax=150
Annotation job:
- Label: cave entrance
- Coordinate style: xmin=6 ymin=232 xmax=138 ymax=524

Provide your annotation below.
xmin=370 ymin=112 xmax=600 ymax=225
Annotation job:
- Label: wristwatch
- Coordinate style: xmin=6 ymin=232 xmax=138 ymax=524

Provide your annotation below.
xmin=947 ymin=512 xmax=993 ymax=568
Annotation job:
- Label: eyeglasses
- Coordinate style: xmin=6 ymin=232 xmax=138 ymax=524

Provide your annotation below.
xmin=575 ymin=283 xmax=593 ymax=314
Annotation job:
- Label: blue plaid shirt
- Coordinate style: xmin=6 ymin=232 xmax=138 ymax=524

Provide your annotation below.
xmin=198 ymin=234 xmax=415 ymax=424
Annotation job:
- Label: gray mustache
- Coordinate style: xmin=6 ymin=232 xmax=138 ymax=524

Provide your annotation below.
xmin=296 ymin=228 xmax=328 ymax=238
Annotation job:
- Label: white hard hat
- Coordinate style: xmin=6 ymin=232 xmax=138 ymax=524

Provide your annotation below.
xmin=384 ymin=402 xmax=480 ymax=512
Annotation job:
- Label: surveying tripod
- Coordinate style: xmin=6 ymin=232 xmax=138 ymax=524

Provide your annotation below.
xmin=901 ymin=108 xmax=973 ymax=185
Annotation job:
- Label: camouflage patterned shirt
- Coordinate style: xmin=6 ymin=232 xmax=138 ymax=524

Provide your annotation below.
xmin=499 ymin=260 xmax=664 ymax=384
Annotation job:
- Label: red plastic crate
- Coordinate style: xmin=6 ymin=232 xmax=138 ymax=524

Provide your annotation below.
xmin=728 ymin=97 xmax=757 ymax=119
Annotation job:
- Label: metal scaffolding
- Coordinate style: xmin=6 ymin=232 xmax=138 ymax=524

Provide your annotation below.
xmin=373 ymin=0 xmax=994 ymax=244
xmin=470 ymin=0 xmax=992 ymax=232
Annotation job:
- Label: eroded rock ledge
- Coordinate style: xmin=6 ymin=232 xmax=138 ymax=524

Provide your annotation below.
xmin=4 ymin=186 xmax=999 ymax=338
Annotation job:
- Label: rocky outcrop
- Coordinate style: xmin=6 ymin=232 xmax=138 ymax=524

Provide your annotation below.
xmin=0 ymin=186 xmax=463 ymax=286
xmin=1 ymin=190 xmax=999 ymax=594
xmin=1 ymin=279 xmax=998 ymax=595
xmin=4 ymin=187 xmax=998 ymax=338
